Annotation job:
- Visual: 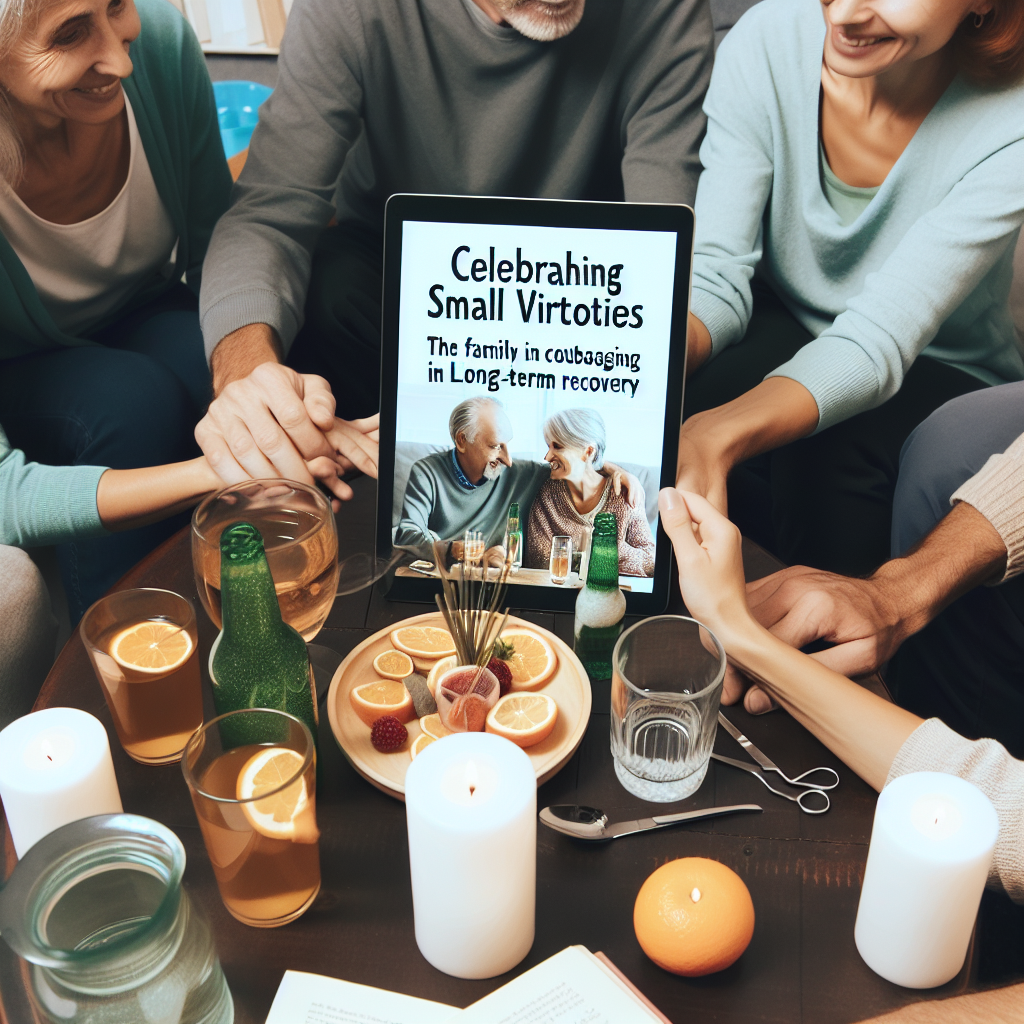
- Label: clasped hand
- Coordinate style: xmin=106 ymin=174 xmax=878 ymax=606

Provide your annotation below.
xmin=195 ymin=362 xmax=379 ymax=508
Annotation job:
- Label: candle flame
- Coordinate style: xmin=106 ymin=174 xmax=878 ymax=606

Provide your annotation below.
xmin=465 ymin=759 xmax=479 ymax=798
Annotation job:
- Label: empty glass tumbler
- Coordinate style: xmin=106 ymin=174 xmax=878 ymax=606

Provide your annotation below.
xmin=610 ymin=616 xmax=726 ymax=802
xmin=0 ymin=814 xmax=233 ymax=1024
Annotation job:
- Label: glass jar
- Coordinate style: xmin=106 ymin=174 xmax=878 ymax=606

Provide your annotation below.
xmin=0 ymin=814 xmax=233 ymax=1024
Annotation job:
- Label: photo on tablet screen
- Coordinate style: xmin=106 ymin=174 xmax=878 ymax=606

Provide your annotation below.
xmin=381 ymin=197 xmax=691 ymax=610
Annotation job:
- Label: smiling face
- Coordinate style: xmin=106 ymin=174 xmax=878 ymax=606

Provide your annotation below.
xmin=455 ymin=405 xmax=513 ymax=484
xmin=0 ymin=0 xmax=139 ymax=131
xmin=820 ymin=0 xmax=988 ymax=78
xmin=490 ymin=0 xmax=586 ymax=41
xmin=544 ymin=438 xmax=595 ymax=483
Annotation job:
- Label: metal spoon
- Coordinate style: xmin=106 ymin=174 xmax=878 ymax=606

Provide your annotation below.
xmin=539 ymin=802 xmax=762 ymax=842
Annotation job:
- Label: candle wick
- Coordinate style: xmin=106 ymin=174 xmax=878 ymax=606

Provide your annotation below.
xmin=469 ymin=784 xmax=476 ymax=797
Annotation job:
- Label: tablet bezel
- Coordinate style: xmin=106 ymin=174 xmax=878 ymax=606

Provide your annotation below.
xmin=377 ymin=193 xmax=692 ymax=615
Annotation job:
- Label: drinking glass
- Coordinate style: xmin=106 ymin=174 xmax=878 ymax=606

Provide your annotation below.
xmin=80 ymin=588 xmax=202 ymax=765
xmin=182 ymin=709 xmax=320 ymax=928
xmin=549 ymin=535 xmax=572 ymax=585
xmin=0 ymin=814 xmax=233 ymax=1024
xmin=192 ymin=478 xmax=339 ymax=641
xmin=609 ymin=616 xmax=726 ymax=802
xmin=464 ymin=530 xmax=485 ymax=577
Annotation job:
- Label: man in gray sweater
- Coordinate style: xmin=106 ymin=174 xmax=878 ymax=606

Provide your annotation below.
xmin=194 ymin=0 xmax=714 ymax=493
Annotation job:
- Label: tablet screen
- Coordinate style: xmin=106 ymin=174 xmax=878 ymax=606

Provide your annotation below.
xmin=382 ymin=197 xmax=691 ymax=610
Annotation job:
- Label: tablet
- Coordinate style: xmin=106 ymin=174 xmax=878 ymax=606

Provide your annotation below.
xmin=378 ymin=194 xmax=692 ymax=614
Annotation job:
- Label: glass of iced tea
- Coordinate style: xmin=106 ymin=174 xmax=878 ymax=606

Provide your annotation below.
xmin=192 ymin=479 xmax=339 ymax=641
xmin=182 ymin=709 xmax=320 ymax=928
xmin=549 ymin=535 xmax=572 ymax=585
xmin=80 ymin=589 xmax=202 ymax=765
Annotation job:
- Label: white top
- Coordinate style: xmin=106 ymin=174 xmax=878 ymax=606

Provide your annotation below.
xmin=0 ymin=93 xmax=177 ymax=335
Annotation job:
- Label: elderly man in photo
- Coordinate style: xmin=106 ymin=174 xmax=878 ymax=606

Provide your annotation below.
xmin=193 ymin=0 xmax=714 ymax=496
xmin=395 ymin=397 xmax=636 ymax=565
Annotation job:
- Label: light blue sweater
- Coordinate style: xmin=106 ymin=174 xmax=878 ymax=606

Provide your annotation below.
xmin=690 ymin=0 xmax=1024 ymax=432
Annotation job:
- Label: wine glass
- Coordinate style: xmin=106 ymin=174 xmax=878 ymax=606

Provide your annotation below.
xmin=192 ymin=479 xmax=339 ymax=641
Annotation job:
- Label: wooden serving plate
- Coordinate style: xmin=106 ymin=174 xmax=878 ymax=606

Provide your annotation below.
xmin=326 ymin=612 xmax=592 ymax=800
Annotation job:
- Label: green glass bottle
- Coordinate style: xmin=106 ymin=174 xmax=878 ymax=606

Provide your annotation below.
xmin=574 ymin=512 xmax=626 ymax=680
xmin=504 ymin=502 xmax=523 ymax=573
xmin=209 ymin=522 xmax=318 ymax=748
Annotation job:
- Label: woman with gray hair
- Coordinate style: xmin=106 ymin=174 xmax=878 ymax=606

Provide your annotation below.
xmin=526 ymin=408 xmax=655 ymax=577
xmin=0 ymin=0 xmax=230 ymax=617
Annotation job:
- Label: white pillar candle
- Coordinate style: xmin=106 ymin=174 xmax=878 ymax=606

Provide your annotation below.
xmin=855 ymin=771 xmax=998 ymax=989
xmin=0 ymin=708 xmax=123 ymax=859
xmin=405 ymin=732 xmax=535 ymax=979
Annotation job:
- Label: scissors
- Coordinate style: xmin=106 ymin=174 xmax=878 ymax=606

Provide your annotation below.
xmin=711 ymin=712 xmax=839 ymax=815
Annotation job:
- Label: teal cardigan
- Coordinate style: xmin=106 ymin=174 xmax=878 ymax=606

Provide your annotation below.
xmin=0 ymin=0 xmax=231 ymax=360
xmin=0 ymin=0 xmax=230 ymax=546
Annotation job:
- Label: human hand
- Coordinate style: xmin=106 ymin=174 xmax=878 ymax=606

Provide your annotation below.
xmin=657 ymin=486 xmax=754 ymax=648
xmin=675 ymin=423 xmax=729 ymax=515
xmin=324 ymin=414 xmax=379 ymax=478
xmin=483 ymin=545 xmax=507 ymax=568
xmin=196 ymin=362 xmax=342 ymax=493
xmin=603 ymin=462 xmax=639 ymax=508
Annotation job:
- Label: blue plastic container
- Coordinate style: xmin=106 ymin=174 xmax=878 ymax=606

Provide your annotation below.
xmin=213 ymin=80 xmax=273 ymax=159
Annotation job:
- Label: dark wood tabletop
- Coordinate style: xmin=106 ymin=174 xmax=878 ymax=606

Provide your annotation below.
xmin=3 ymin=475 xmax=1021 ymax=1024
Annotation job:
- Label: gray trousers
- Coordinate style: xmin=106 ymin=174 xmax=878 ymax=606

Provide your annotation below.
xmin=0 ymin=547 xmax=57 ymax=731
xmin=887 ymin=382 xmax=1024 ymax=758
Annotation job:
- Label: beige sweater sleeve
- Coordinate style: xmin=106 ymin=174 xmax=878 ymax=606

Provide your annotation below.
xmin=887 ymin=719 xmax=1024 ymax=905
xmin=950 ymin=431 xmax=1024 ymax=584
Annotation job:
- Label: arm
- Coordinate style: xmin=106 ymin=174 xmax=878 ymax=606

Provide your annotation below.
xmin=620 ymin=493 xmax=656 ymax=576
xmin=96 ymin=458 xmax=221 ymax=530
xmin=393 ymin=464 xmax=440 ymax=562
xmin=618 ymin=0 xmax=714 ymax=205
xmin=658 ymin=486 xmax=922 ymax=791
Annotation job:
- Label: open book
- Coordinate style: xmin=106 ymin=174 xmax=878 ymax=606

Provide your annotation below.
xmin=265 ymin=946 xmax=671 ymax=1024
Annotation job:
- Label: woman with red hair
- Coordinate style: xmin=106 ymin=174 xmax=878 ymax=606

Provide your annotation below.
xmin=678 ymin=0 xmax=1024 ymax=578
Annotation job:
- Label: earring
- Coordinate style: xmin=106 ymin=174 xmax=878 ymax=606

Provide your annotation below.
xmin=974 ymin=11 xmax=985 ymax=26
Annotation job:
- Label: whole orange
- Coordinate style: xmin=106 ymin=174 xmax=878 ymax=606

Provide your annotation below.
xmin=634 ymin=857 xmax=755 ymax=976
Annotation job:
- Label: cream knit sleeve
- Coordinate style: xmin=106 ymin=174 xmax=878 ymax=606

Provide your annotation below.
xmin=887 ymin=719 xmax=1024 ymax=905
xmin=950 ymin=431 xmax=1024 ymax=584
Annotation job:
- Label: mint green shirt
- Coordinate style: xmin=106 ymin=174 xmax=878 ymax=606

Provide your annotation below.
xmin=820 ymin=146 xmax=878 ymax=228
xmin=691 ymin=0 xmax=1024 ymax=432
xmin=0 ymin=0 xmax=230 ymax=546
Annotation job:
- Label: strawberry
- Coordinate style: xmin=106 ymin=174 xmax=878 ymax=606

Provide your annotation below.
xmin=487 ymin=656 xmax=514 ymax=697
xmin=371 ymin=715 xmax=408 ymax=753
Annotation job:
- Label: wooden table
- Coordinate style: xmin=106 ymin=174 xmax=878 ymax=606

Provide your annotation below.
xmin=3 ymin=474 xmax=1021 ymax=1024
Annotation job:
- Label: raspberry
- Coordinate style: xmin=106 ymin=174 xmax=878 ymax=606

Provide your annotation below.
xmin=487 ymin=657 xmax=514 ymax=697
xmin=371 ymin=715 xmax=408 ymax=753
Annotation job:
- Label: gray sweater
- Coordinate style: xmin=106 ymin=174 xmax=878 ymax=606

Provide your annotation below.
xmin=395 ymin=450 xmax=551 ymax=561
xmin=199 ymin=0 xmax=714 ymax=357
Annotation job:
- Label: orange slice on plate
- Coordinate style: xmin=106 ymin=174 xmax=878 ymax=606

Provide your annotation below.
xmin=419 ymin=713 xmax=451 ymax=739
xmin=389 ymin=625 xmax=456 ymax=660
xmin=236 ymin=746 xmax=319 ymax=843
xmin=350 ymin=679 xmax=414 ymax=726
xmin=409 ymin=733 xmax=437 ymax=759
xmin=485 ymin=693 xmax=558 ymax=748
xmin=500 ymin=629 xmax=558 ymax=691
xmin=426 ymin=655 xmax=457 ymax=696
xmin=372 ymin=649 xmax=414 ymax=680
xmin=110 ymin=621 xmax=192 ymax=673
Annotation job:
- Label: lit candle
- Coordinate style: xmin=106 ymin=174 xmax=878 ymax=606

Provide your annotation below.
xmin=855 ymin=771 xmax=998 ymax=989
xmin=405 ymin=732 xmax=535 ymax=979
xmin=0 ymin=708 xmax=123 ymax=858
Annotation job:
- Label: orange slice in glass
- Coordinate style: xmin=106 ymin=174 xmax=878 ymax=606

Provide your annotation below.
xmin=372 ymin=649 xmax=414 ymax=680
xmin=349 ymin=679 xmax=414 ymax=726
xmin=110 ymin=620 xmax=193 ymax=674
xmin=485 ymin=693 xmax=558 ymax=748
xmin=236 ymin=746 xmax=318 ymax=843
xmin=389 ymin=625 xmax=456 ymax=660
xmin=500 ymin=629 xmax=558 ymax=691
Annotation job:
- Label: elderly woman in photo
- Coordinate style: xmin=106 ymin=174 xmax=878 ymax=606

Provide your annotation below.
xmin=525 ymin=408 xmax=655 ymax=578
xmin=0 ymin=0 xmax=231 ymax=618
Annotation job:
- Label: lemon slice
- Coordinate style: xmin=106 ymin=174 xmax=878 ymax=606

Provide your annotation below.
xmin=236 ymin=747 xmax=318 ymax=842
xmin=485 ymin=693 xmax=558 ymax=748
xmin=389 ymin=625 xmax=456 ymax=659
xmin=349 ymin=679 xmax=414 ymax=726
xmin=372 ymin=649 xmax=415 ymax=680
xmin=110 ymin=621 xmax=193 ymax=673
xmin=409 ymin=733 xmax=437 ymax=760
xmin=426 ymin=655 xmax=457 ymax=696
xmin=500 ymin=629 xmax=558 ymax=690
